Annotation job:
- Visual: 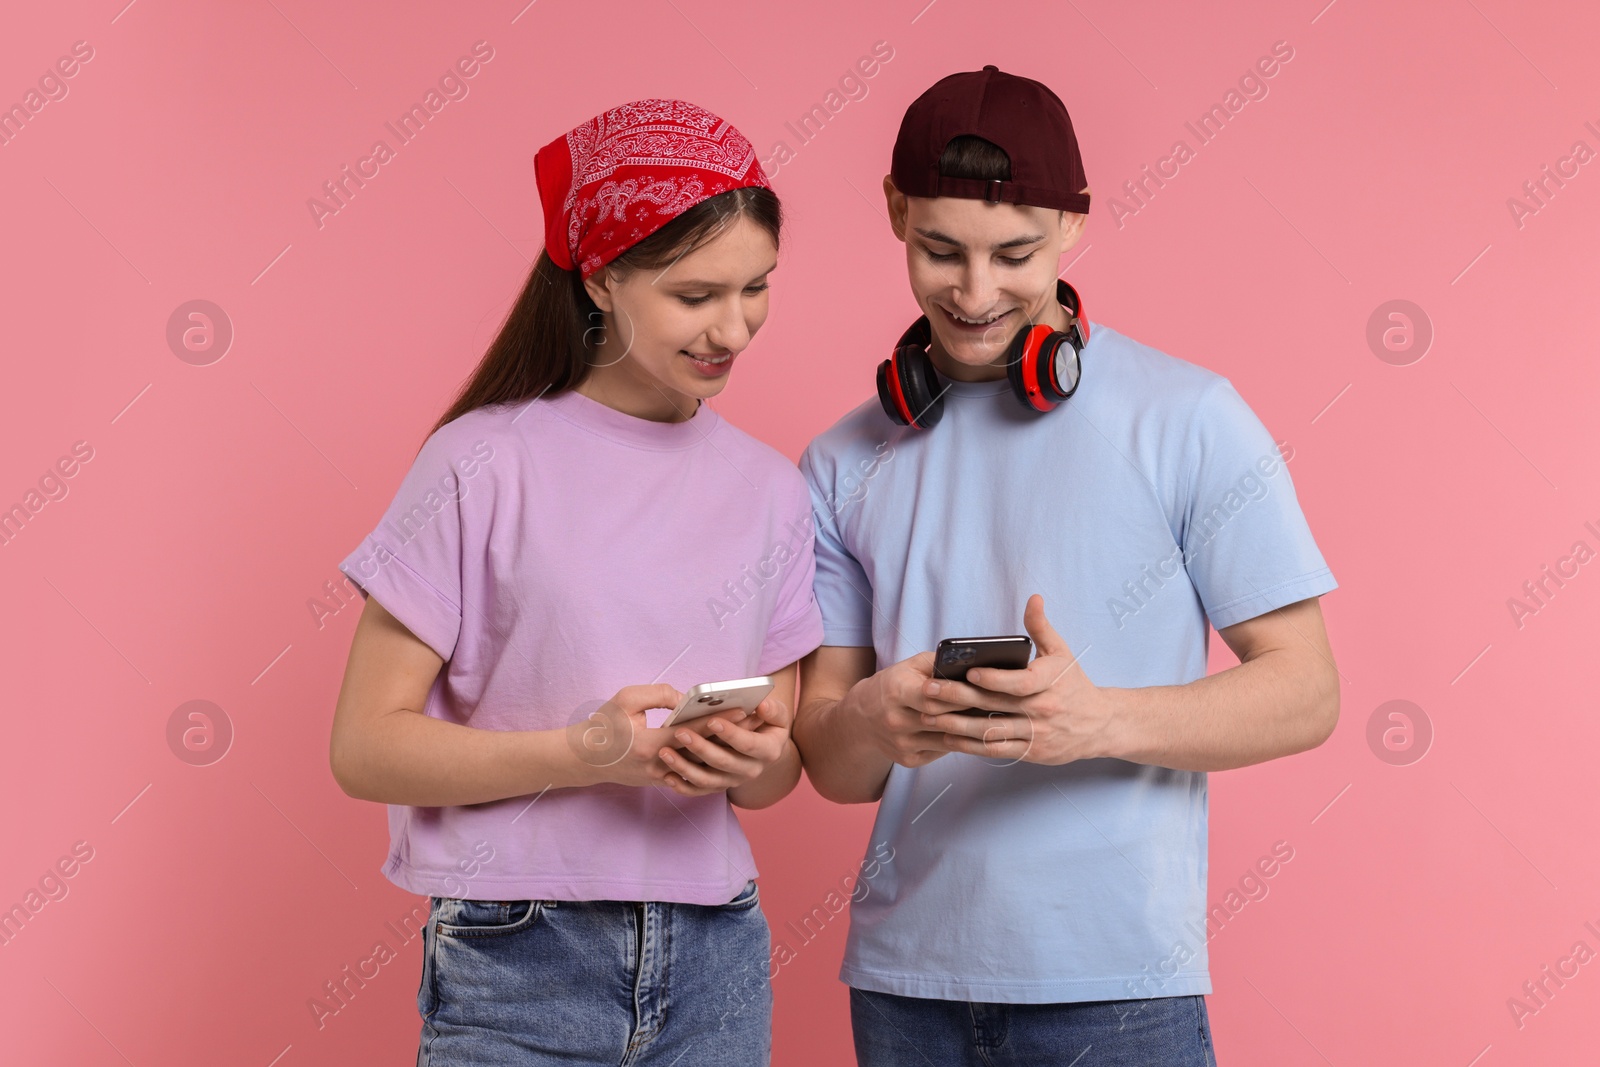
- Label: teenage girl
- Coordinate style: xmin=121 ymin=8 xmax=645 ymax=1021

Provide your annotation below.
xmin=329 ymin=99 xmax=823 ymax=1066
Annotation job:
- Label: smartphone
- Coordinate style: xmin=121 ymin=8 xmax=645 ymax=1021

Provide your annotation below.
xmin=933 ymin=635 xmax=1034 ymax=681
xmin=658 ymin=675 xmax=776 ymax=729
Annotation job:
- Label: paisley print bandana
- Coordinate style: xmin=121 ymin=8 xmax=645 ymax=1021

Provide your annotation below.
xmin=534 ymin=99 xmax=771 ymax=279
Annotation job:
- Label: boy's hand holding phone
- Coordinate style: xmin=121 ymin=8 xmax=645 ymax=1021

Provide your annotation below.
xmin=918 ymin=594 xmax=1114 ymax=766
xmin=843 ymin=652 xmax=982 ymax=770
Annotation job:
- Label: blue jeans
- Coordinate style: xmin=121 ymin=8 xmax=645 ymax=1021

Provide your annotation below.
xmin=850 ymin=987 xmax=1219 ymax=1066
xmin=417 ymin=879 xmax=771 ymax=1066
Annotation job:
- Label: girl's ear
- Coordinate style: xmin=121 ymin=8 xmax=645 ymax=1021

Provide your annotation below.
xmin=582 ymin=267 xmax=615 ymax=313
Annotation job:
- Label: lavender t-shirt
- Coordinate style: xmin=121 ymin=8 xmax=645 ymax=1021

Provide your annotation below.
xmin=338 ymin=389 xmax=824 ymax=905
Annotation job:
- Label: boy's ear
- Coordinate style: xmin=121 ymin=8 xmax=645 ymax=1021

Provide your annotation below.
xmin=882 ymin=174 xmax=909 ymax=242
xmin=1059 ymin=189 xmax=1091 ymax=246
xmin=582 ymin=267 xmax=615 ymax=312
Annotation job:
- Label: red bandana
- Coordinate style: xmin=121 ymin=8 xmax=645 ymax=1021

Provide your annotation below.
xmin=534 ymin=99 xmax=770 ymax=279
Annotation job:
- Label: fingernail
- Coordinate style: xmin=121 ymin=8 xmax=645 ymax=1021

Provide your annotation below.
xmin=675 ymin=732 xmax=692 ymax=745
xmin=926 ymin=682 xmax=940 ymax=694
xmin=710 ymin=720 xmax=725 ymax=732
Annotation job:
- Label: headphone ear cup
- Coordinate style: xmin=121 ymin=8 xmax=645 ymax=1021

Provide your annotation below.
xmin=1004 ymin=328 xmax=1030 ymax=407
xmin=1006 ymin=324 xmax=1059 ymax=412
xmin=897 ymin=346 xmax=945 ymax=429
xmin=879 ymin=315 xmax=943 ymax=429
xmin=1043 ymin=332 xmax=1082 ymax=400
xmin=876 ymin=356 xmax=910 ymax=426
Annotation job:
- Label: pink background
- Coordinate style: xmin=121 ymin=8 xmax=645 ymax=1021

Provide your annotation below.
xmin=3 ymin=0 xmax=1597 ymax=1063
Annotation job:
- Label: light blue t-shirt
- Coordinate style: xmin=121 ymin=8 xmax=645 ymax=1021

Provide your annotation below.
xmin=798 ymin=322 xmax=1337 ymax=1004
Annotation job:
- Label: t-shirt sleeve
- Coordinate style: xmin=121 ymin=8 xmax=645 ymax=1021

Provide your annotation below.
xmin=1179 ymin=378 xmax=1337 ymax=631
xmin=756 ymin=474 xmax=826 ymax=675
xmin=338 ymin=427 xmax=478 ymax=662
xmin=798 ymin=443 xmax=875 ymax=648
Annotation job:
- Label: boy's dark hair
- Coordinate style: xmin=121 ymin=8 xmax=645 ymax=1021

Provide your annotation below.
xmin=937 ymin=134 xmax=1012 ymax=183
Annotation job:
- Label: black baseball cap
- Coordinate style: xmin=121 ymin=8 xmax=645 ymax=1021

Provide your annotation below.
xmin=890 ymin=64 xmax=1091 ymax=214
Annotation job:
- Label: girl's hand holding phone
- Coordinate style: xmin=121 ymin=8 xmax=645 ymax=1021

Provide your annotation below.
xmin=571 ymin=684 xmax=760 ymax=797
xmin=657 ymin=693 xmax=793 ymax=797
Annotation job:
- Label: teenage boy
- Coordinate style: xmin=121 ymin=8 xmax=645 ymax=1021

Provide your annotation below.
xmin=793 ymin=65 xmax=1339 ymax=1066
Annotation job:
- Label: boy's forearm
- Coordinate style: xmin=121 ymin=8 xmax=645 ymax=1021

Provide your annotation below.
xmin=1101 ymin=647 xmax=1338 ymax=771
xmin=793 ymin=691 xmax=894 ymax=804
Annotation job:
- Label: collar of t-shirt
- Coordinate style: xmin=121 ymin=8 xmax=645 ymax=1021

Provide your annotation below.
xmin=543 ymin=389 xmax=716 ymax=451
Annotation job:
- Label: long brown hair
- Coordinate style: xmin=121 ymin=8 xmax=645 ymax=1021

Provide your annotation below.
xmin=429 ymin=185 xmax=782 ymax=441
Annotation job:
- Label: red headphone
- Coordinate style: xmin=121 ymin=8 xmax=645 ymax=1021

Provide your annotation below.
xmin=876 ymin=278 xmax=1088 ymax=429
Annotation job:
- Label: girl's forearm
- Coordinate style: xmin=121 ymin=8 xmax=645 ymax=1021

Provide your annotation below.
xmin=332 ymin=709 xmax=603 ymax=807
xmin=728 ymin=737 xmax=802 ymax=809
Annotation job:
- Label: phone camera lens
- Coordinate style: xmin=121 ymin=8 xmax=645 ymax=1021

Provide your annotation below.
xmin=707 ymin=698 xmax=724 ymax=705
